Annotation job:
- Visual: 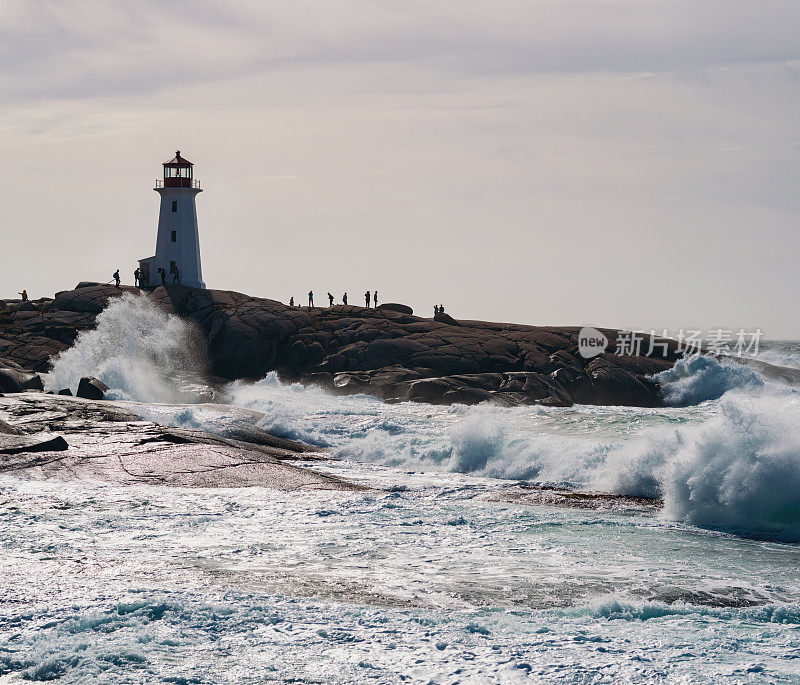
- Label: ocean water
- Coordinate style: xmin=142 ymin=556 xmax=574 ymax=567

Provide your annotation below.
xmin=3 ymin=296 xmax=800 ymax=683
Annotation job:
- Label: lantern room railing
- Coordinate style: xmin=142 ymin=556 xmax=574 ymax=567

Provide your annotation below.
xmin=155 ymin=178 xmax=201 ymax=189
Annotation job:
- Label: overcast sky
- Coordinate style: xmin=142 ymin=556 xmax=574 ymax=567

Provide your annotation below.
xmin=2 ymin=0 xmax=799 ymax=336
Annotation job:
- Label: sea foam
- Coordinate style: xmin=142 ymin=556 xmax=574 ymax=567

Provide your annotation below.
xmin=54 ymin=297 xmax=800 ymax=542
xmin=656 ymin=354 xmax=764 ymax=406
xmin=225 ymin=356 xmax=800 ymax=541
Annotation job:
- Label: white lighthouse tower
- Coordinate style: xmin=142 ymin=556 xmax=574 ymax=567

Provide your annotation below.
xmin=138 ymin=151 xmax=205 ymax=289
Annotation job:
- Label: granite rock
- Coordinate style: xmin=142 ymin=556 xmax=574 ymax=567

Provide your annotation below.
xmin=1 ymin=284 xmax=687 ymax=408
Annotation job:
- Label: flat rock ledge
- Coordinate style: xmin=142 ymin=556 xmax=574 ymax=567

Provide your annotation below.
xmin=0 ymin=393 xmax=362 ymax=490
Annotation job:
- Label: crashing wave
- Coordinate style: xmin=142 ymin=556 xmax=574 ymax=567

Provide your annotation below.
xmin=54 ymin=302 xmax=800 ymax=543
xmin=656 ymin=354 xmax=764 ymax=406
xmin=46 ymin=293 xmax=207 ymax=403
xmin=223 ymin=355 xmax=800 ymax=541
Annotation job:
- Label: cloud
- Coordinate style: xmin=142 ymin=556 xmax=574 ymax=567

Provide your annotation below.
xmin=2 ymin=0 xmax=799 ymax=104
xmin=1 ymin=0 xmax=799 ymax=336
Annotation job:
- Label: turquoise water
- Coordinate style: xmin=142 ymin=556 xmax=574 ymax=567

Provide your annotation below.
xmin=6 ymin=296 xmax=800 ymax=682
xmin=3 ymin=473 xmax=800 ymax=683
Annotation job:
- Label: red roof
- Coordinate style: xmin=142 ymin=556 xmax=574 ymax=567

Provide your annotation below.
xmin=163 ymin=150 xmax=193 ymax=166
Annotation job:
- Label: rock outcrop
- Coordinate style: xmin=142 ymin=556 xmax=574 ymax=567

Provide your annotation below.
xmin=0 ymin=366 xmax=44 ymax=393
xmin=148 ymin=286 xmax=679 ymax=407
xmin=76 ymin=376 xmax=110 ymax=400
xmin=0 ymin=432 xmax=69 ymax=455
xmin=378 ymin=303 xmax=413 ymax=315
xmin=0 ymin=393 xmax=360 ymax=490
xmin=1 ymin=284 xmax=684 ymax=408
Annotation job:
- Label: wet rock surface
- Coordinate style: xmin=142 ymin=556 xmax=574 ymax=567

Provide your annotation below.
xmin=0 ymin=366 xmax=44 ymax=393
xmin=0 ymin=433 xmax=69 ymax=454
xmin=1 ymin=284 xmax=684 ymax=407
xmin=76 ymin=375 xmax=109 ymax=400
xmin=491 ymin=483 xmax=661 ymax=512
xmin=0 ymin=393 xmax=360 ymax=490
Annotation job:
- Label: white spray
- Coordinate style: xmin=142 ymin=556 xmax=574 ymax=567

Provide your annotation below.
xmin=221 ymin=358 xmax=800 ymax=541
xmin=46 ymin=293 xmax=208 ymax=404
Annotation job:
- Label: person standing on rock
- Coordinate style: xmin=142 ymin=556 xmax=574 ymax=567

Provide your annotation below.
xmin=439 ymin=304 xmax=445 ymax=314
xmin=365 ymin=291 xmax=371 ymax=307
xmin=113 ymin=270 xmax=120 ymax=288
xmin=434 ymin=305 xmax=439 ymax=316
xmin=308 ymin=291 xmax=314 ymax=308
xmin=343 ymin=292 xmax=348 ymax=305
xmin=373 ymin=291 xmax=378 ymax=308
xmin=18 ymin=290 xmax=28 ymax=301
xmin=328 ymin=292 xmax=334 ymax=307
xmin=134 ymin=268 xmax=140 ymax=287
xmin=172 ymin=266 xmax=181 ymax=285
xmin=289 ymin=297 xmax=294 ymax=307
xmin=158 ymin=268 xmax=166 ymax=286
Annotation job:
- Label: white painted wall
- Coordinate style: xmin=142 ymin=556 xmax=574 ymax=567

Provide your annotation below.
xmin=140 ymin=187 xmax=205 ymax=289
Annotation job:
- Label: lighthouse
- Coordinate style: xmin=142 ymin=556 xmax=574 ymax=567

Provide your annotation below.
xmin=138 ymin=151 xmax=205 ymax=289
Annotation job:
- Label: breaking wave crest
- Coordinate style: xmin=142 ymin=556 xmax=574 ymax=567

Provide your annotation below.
xmin=224 ymin=356 xmax=800 ymax=541
xmin=574 ymin=597 xmax=800 ymax=624
xmin=46 ymin=293 xmax=207 ymax=403
xmin=656 ymin=355 xmax=764 ymax=406
xmin=596 ymin=390 xmax=800 ymax=540
xmin=56 ymin=302 xmax=800 ymax=542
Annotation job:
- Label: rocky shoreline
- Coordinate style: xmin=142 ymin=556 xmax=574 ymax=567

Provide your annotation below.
xmin=1 ymin=283 xmax=684 ymax=408
xmin=0 ymin=392 xmax=359 ymax=490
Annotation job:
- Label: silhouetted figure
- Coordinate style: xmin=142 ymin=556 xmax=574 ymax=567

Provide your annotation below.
xmin=113 ymin=270 xmax=120 ymax=289
xmin=373 ymin=291 xmax=378 ymax=307
xmin=18 ymin=290 xmax=28 ymax=302
xmin=328 ymin=292 xmax=334 ymax=307
xmin=308 ymin=291 xmax=314 ymax=308
xmin=343 ymin=292 xmax=348 ymax=305
xmin=439 ymin=304 xmax=445 ymax=314
xmin=434 ymin=305 xmax=439 ymax=316
xmin=158 ymin=268 xmax=166 ymax=286
xmin=365 ymin=291 xmax=371 ymax=307
xmin=289 ymin=297 xmax=294 ymax=307
xmin=134 ymin=268 xmax=140 ymax=287
xmin=172 ymin=266 xmax=180 ymax=285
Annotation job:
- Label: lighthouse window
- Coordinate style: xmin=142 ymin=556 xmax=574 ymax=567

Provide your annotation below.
xmin=171 ymin=201 xmax=177 ymax=212
xmin=171 ymin=230 xmax=177 ymax=243
xmin=164 ymin=166 xmax=192 ymax=179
